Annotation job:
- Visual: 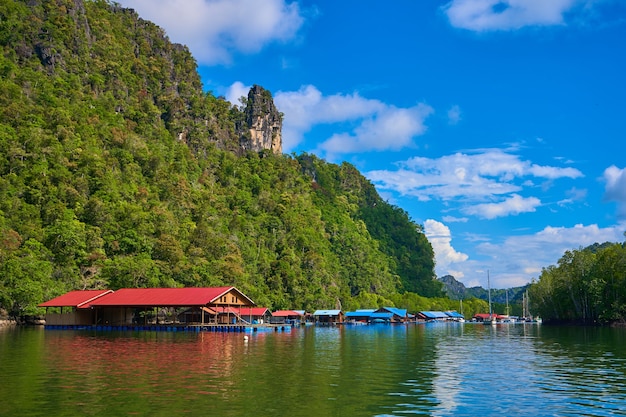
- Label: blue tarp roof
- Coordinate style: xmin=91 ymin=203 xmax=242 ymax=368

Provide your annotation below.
xmin=313 ymin=310 xmax=341 ymax=316
xmin=420 ymin=311 xmax=449 ymax=319
xmin=376 ymin=307 xmax=408 ymax=317
xmin=370 ymin=312 xmax=393 ymax=319
xmin=345 ymin=311 xmax=373 ymax=318
xmin=445 ymin=311 xmax=464 ymax=318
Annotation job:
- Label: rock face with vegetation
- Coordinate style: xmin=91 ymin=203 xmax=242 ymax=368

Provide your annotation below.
xmin=237 ymin=85 xmax=283 ymax=155
xmin=0 ymin=0 xmax=443 ymax=318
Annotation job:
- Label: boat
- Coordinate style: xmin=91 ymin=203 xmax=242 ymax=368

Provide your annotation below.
xmin=502 ymin=289 xmax=515 ymax=323
xmin=522 ymin=290 xmax=542 ymax=323
xmin=483 ymin=270 xmax=497 ymax=325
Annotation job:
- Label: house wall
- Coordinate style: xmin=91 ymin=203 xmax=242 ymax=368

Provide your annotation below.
xmin=45 ymin=310 xmax=93 ymax=325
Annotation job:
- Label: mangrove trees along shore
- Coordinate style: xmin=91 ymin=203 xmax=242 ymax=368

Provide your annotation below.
xmin=530 ymin=241 xmax=626 ymax=324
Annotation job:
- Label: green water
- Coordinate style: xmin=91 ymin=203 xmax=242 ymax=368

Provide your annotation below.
xmin=1 ymin=323 xmax=626 ymax=416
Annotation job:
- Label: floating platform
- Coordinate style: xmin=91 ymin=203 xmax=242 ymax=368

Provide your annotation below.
xmin=43 ymin=323 xmax=292 ymax=333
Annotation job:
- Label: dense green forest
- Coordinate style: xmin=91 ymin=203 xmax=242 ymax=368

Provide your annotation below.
xmin=4 ymin=0 xmax=623 ymax=324
xmin=529 ymin=241 xmax=626 ymax=324
xmin=0 ymin=0 xmax=449 ymax=317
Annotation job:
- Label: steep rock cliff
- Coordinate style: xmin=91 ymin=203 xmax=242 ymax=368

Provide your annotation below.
xmin=238 ymin=85 xmax=283 ymax=154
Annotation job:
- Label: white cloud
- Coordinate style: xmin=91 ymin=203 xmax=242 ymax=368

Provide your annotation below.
xmin=433 ymin=222 xmax=626 ymax=289
xmin=603 ymin=165 xmax=626 ymax=218
xmin=474 ymin=223 xmax=626 ymax=287
xmin=117 ymin=0 xmax=304 ymax=65
xmin=442 ymin=215 xmax=469 ymax=223
xmin=528 ymin=164 xmax=583 ymax=179
xmin=557 ymin=187 xmax=588 ymax=207
xmin=366 ymin=149 xmax=583 ymax=203
xmin=443 ymin=0 xmax=581 ymax=31
xmin=225 ymin=81 xmax=251 ymax=107
xmin=424 ymin=220 xmax=469 ymax=277
xmin=463 ymin=194 xmax=541 ymax=219
xmin=272 ymin=85 xmax=433 ymax=154
xmin=316 ymin=104 xmax=433 ymax=157
xmin=447 ymin=105 xmax=462 ymax=125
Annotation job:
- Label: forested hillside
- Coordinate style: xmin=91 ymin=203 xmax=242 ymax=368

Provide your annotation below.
xmin=0 ymin=0 xmax=442 ymax=318
xmin=530 ymin=241 xmax=626 ymax=324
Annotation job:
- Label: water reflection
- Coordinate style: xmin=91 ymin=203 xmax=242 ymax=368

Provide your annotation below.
xmin=2 ymin=324 xmax=626 ymax=416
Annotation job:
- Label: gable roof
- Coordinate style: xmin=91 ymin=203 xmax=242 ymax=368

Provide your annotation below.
xmin=445 ymin=311 xmax=465 ymax=319
xmin=88 ymin=287 xmax=254 ymax=307
xmin=419 ymin=311 xmax=450 ymax=319
xmin=474 ymin=313 xmax=504 ymax=319
xmin=38 ymin=290 xmax=113 ymax=309
xmin=370 ymin=312 xmax=393 ymax=319
xmin=313 ymin=309 xmax=342 ymax=316
xmin=272 ymin=310 xmax=303 ymax=317
xmin=376 ymin=307 xmax=408 ymax=317
xmin=345 ymin=311 xmax=374 ymax=318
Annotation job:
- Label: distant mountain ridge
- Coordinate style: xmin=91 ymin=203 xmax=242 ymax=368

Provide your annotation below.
xmin=438 ymin=275 xmax=528 ymax=305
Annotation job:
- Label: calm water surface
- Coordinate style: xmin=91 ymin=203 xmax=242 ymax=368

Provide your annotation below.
xmin=2 ymin=323 xmax=626 ymax=416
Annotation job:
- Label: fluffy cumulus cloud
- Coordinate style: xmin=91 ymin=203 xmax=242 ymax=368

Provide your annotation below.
xmin=225 ymin=81 xmax=251 ymax=106
xmin=429 ymin=221 xmax=626 ymax=288
xmin=603 ymin=165 xmax=626 ymax=218
xmin=117 ymin=0 xmax=304 ymax=65
xmin=443 ymin=0 xmax=582 ymax=31
xmin=271 ymin=85 xmax=433 ymax=155
xmin=424 ymin=220 xmax=469 ymax=276
xmin=225 ymin=83 xmax=433 ymax=154
xmin=473 ymin=223 xmax=626 ymax=288
xmin=316 ymin=104 xmax=433 ymax=157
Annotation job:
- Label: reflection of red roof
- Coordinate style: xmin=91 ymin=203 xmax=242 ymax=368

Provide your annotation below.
xmin=223 ymin=307 xmax=269 ymax=316
xmin=39 ymin=290 xmax=113 ymax=309
xmin=272 ymin=310 xmax=302 ymax=317
xmin=88 ymin=287 xmax=253 ymax=307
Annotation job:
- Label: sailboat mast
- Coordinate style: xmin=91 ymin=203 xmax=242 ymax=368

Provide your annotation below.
xmin=506 ymin=289 xmax=509 ymax=316
xmin=488 ymin=270 xmax=492 ymax=317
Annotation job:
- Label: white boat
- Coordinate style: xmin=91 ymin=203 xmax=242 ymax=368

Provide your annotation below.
xmin=522 ymin=290 xmax=542 ymax=323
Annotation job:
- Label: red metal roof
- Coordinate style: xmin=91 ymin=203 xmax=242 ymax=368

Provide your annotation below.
xmin=87 ymin=287 xmax=254 ymax=307
xmin=271 ymin=310 xmax=302 ymax=317
xmin=474 ymin=313 xmax=505 ymax=319
xmin=38 ymin=290 xmax=113 ymax=308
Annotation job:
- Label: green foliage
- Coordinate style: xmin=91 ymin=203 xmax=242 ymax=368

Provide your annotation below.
xmin=0 ymin=0 xmax=442 ymax=317
xmin=530 ymin=242 xmax=626 ymax=324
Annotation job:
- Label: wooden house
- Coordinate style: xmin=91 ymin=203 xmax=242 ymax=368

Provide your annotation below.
xmin=417 ymin=311 xmax=450 ymax=322
xmin=271 ymin=310 xmax=306 ymax=325
xmin=374 ymin=307 xmax=409 ymax=323
xmin=39 ymin=287 xmax=255 ymax=326
xmin=344 ymin=309 xmax=375 ymax=324
xmin=38 ymin=290 xmax=113 ymax=325
xmin=221 ymin=307 xmax=271 ymax=324
xmin=312 ymin=309 xmax=343 ymax=325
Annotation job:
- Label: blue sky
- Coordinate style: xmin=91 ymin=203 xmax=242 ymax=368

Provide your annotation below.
xmin=118 ymin=0 xmax=626 ymax=289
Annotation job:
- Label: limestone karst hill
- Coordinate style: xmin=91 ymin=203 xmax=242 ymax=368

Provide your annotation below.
xmin=0 ymin=0 xmax=439 ymax=317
